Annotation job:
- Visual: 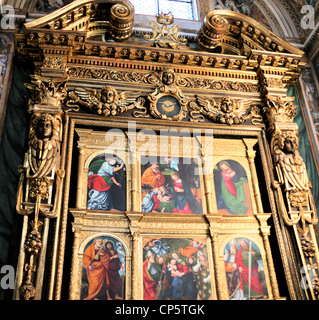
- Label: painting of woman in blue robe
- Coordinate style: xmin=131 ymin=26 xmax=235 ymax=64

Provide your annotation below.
xmin=87 ymin=154 xmax=126 ymax=211
xmin=214 ymin=160 xmax=253 ymax=215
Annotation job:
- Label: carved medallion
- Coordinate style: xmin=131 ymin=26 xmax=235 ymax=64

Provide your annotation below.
xmin=148 ymin=68 xmax=188 ymax=121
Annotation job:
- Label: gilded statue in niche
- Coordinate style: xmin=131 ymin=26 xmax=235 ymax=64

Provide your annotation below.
xmin=273 ymin=131 xmax=309 ymax=194
xmin=272 ymin=130 xmax=318 ymax=228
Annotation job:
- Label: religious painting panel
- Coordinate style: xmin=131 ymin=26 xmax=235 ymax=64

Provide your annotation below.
xmin=81 ymin=235 xmax=126 ymax=300
xmin=223 ymin=237 xmax=268 ymax=300
xmin=213 ymin=159 xmax=253 ymax=215
xmin=87 ymin=153 xmax=126 ymax=212
xmin=140 ymin=156 xmax=203 ymax=215
xmin=142 ymin=237 xmax=212 ymax=300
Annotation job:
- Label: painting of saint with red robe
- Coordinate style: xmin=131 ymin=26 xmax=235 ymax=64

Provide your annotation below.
xmin=81 ymin=236 xmax=126 ymax=300
xmin=141 ymin=156 xmax=203 ymax=214
xmin=214 ymin=160 xmax=253 ymax=215
xmin=143 ymin=237 xmax=212 ymax=300
xmin=87 ymin=154 xmax=126 ymax=211
xmin=223 ymin=238 xmax=268 ymax=300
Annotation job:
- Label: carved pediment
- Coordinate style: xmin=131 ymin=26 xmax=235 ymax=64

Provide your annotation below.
xmin=198 ymin=10 xmax=304 ymax=56
xmin=21 ymin=0 xmax=134 ymax=41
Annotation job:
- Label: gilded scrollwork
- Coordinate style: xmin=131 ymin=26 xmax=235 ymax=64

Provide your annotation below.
xmin=66 ymin=67 xmax=259 ymax=93
xmin=189 ymin=95 xmax=262 ymax=125
xmin=197 ymin=14 xmax=229 ymax=50
xmin=66 ymin=85 xmax=147 ymax=117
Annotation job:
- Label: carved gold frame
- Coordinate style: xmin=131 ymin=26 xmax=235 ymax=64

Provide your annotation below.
xmin=64 ymin=116 xmax=282 ymax=300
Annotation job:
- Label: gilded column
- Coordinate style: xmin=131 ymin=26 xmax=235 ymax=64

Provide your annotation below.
xmin=130 ymin=230 xmax=141 ymax=300
xmin=243 ymin=139 xmax=264 ymax=214
xmin=69 ymin=226 xmax=82 ymax=300
xmin=262 ymin=229 xmax=280 ymax=299
xmin=208 ymin=224 xmax=224 ymax=300
xmin=76 ymin=146 xmax=86 ymax=209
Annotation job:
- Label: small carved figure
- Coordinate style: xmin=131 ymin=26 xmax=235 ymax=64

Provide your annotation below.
xmin=273 ymin=131 xmax=309 ymax=192
xmin=28 ymin=113 xmax=62 ymax=178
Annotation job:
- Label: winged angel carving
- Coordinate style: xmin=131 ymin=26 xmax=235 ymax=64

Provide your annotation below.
xmin=66 ymin=85 xmax=148 ymax=117
xmin=189 ymin=95 xmax=263 ymax=125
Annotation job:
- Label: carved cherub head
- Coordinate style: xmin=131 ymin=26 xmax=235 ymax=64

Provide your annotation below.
xmin=220 ymin=97 xmax=234 ymax=113
xmin=161 ymin=68 xmax=175 ymax=86
xmin=100 ymin=86 xmax=118 ymax=104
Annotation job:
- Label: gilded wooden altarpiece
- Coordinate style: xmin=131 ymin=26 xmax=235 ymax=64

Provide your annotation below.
xmin=11 ymin=0 xmax=319 ymax=300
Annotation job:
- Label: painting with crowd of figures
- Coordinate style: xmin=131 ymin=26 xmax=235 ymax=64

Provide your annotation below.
xmin=143 ymin=237 xmax=212 ymax=300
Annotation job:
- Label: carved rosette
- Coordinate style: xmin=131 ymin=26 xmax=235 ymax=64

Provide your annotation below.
xmin=197 ymin=14 xmax=229 ymax=50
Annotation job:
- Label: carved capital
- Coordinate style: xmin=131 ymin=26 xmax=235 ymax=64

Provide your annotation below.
xmin=263 ymin=95 xmax=297 ymax=132
xmin=25 ymin=76 xmax=68 ymax=111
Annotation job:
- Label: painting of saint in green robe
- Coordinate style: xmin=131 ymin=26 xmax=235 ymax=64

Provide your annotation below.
xmin=214 ymin=160 xmax=253 ymax=215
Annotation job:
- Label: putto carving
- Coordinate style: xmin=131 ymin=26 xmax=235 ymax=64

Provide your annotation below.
xmin=144 ymin=12 xmax=187 ymax=49
xmin=25 ymin=76 xmax=68 ymax=109
xmin=66 ymin=85 xmax=147 ymax=117
xmin=189 ymin=95 xmax=262 ymax=125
